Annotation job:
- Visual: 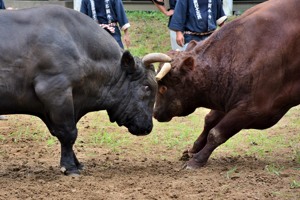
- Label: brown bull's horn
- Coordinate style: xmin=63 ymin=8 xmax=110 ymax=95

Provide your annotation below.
xmin=156 ymin=63 xmax=171 ymax=81
xmin=142 ymin=53 xmax=172 ymax=67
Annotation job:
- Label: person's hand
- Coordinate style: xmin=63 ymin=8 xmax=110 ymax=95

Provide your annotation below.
xmin=123 ymin=32 xmax=130 ymax=49
xmin=166 ymin=9 xmax=174 ymax=17
xmin=176 ymin=31 xmax=184 ymax=47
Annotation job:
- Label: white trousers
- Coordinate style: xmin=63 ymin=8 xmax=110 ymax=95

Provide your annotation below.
xmin=170 ymin=30 xmax=184 ymax=51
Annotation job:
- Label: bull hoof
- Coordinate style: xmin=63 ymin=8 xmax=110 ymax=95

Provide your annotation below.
xmin=180 ymin=149 xmax=194 ymax=161
xmin=60 ymin=166 xmax=81 ymax=176
xmin=77 ymin=163 xmax=84 ymax=171
xmin=184 ymin=158 xmax=206 ymax=170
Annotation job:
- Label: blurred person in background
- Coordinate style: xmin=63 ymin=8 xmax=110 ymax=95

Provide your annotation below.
xmin=152 ymin=0 xmax=183 ymax=51
xmin=169 ymin=0 xmax=227 ymax=50
xmin=80 ymin=0 xmax=131 ymax=49
xmin=0 ymin=0 xmax=5 ymax=9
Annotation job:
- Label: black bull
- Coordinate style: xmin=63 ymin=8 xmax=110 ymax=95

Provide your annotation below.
xmin=0 ymin=5 xmax=171 ymax=175
xmin=154 ymin=0 xmax=300 ymax=169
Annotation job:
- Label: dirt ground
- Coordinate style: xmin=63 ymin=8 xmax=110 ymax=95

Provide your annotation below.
xmin=0 ymin=108 xmax=299 ymax=200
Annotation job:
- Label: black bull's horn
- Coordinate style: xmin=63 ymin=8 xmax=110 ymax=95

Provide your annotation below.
xmin=142 ymin=53 xmax=172 ymax=67
xmin=142 ymin=53 xmax=172 ymax=81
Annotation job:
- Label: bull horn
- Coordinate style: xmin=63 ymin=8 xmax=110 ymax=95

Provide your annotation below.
xmin=142 ymin=53 xmax=172 ymax=67
xmin=156 ymin=63 xmax=171 ymax=81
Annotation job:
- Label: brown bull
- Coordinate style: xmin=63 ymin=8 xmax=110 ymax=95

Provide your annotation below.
xmin=153 ymin=0 xmax=300 ymax=169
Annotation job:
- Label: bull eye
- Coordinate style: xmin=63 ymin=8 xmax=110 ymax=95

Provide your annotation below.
xmin=159 ymin=86 xmax=167 ymax=94
xmin=144 ymin=85 xmax=150 ymax=91
xmin=144 ymin=85 xmax=152 ymax=95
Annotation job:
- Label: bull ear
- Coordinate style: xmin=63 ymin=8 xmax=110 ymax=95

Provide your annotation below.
xmin=180 ymin=57 xmax=195 ymax=72
xmin=185 ymin=40 xmax=198 ymax=51
xmin=121 ymin=50 xmax=136 ymax=74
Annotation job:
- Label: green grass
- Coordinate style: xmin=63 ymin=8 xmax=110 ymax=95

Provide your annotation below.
xmin=290 ymin=180 xmax=300 ymax=189
xmin=126 ymin=11 xmax=171 ymax=56
xmin=125 ymin=11 xmax=238 ymax=57
xmin=215 ymin=107 xmax=300 ymax=161
xmin=219 ymin=129 xmax=288 ymax=158
xmin=226 ymin=166 xmax=238 ymax=179
xmin=46 ymin=137 xmax=57 ymax=146
xmin=265 ymin=163 xmax=284 ymax=176
xmin=2 ymin=115 xmax=56 ymax=146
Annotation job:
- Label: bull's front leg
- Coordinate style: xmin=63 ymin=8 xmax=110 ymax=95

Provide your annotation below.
xmin=35 ymin=80 xmax=82 ymax=175
xmin=185 ymin=109 xmax=252 ymax=169
xmin=181 ymin=110 xmax=225 ymax=161
xmin=45 ymin=117 xmax=83 ymax=175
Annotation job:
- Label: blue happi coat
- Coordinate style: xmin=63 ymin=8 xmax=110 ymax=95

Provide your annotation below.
xmin=169 ymin=0 xmax=226 ymax=44
xmin=80 ymin=0 xmax=130 ymax=48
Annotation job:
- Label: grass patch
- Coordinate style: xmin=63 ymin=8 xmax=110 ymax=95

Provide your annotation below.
xmin=216 ymin=108 xmax=300 ymax=161
xmin=290 ymin=180 xmax=300 ymax=189
xmin=226 ymin=166 xmax=238 ymax=179
xmin=46 ymin=137 xmax=57 ymax=146
xmin=7 ymin=116 xmax=49 ymax=144
xmin=78 ymin=111 xmax=133 ymax=152
xmin=126 ymin=11 xmax=170 ymax=56
xmin=265 ymin=163 xmax=284 ymax=176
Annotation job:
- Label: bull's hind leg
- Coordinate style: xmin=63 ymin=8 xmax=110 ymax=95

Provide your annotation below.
xmin=181 ymin=110 xmax=225 ymax=161
xmin=185 ymin=109 xmax=252 ymax=169
xmin=35 ymin=76 xmax=81 ymax=175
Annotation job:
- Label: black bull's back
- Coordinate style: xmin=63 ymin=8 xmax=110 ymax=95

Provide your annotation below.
xmin=0 ymin=5 xmax=163 ymax=175
xmin=154 ymin=0 xmax=300 ymax=169
xmin=0 ymin=5 xmax=122 ymax=114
